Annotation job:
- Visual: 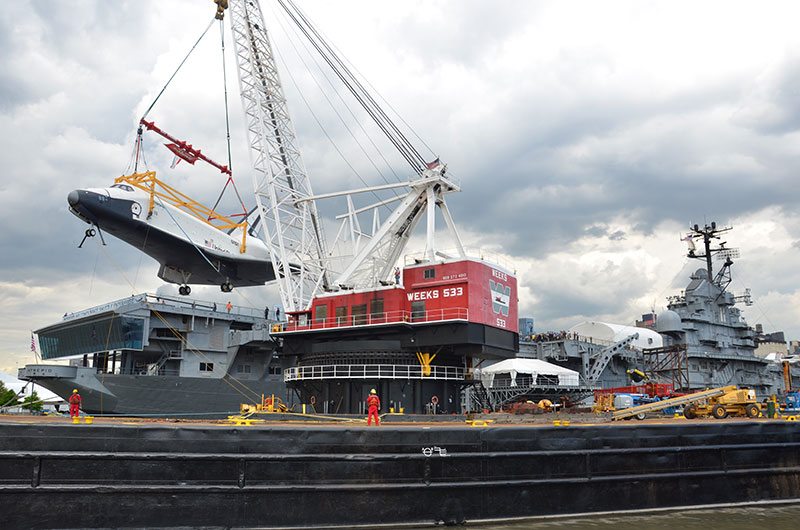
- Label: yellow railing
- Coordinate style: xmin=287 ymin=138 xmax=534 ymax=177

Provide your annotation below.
xmin=115 ymin=171 xmax=248 ymax=253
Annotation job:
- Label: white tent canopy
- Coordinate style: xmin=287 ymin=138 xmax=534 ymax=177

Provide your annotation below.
xmin=478 ymin=359 xmax=580 ymax=388
xmin=568 ymin=321 xmax=663 ymax=350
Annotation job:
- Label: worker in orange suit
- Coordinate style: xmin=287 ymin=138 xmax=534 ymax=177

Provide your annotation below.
xmin=366 ymin=388 xmax=381 ymax=426
xmin=69 ymin=389 xmax=82 ymax=418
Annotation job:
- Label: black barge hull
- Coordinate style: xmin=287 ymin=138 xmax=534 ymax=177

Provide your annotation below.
xmin=1 ymin=420 xmax=799 ymax=528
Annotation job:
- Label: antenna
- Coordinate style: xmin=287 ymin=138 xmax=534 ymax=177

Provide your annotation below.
xmin=715 ymin=248 xmax=740 ymax=261
xmin=684 ymin=221 xmax=733 ymax=281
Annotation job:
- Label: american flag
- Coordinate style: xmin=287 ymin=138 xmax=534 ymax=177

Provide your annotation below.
xmin=30 ymin=333 xmax=36 ymax=352
xmin=426 ymin=158 xmax=440 ymax=170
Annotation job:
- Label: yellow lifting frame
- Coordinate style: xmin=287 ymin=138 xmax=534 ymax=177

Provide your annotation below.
xmin=115 ymin=171 xmax=248 ymax=253
xmin=416 ymin=352 xmax=437 ymax=376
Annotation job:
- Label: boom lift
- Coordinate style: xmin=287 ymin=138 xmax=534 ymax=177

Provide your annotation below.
xmin=610 ymin=385 xmax=760 ymax=421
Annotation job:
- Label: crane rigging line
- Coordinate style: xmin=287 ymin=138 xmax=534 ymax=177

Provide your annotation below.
xmin=140 ymin=17 xmax=216 ymax=122
xmin=287 ymin=8 xmax=431 ymax=175
xmin=276 ymin=0 xmax=428 ymax=175
xmin=268 ymin=4 xmax=403 ymax=192
xmin=281 ymin=2 xmax=438 ymax=161
xmin=284 ymin=0 xmax=427 ymax=172
xmin=220 ymin=19 xmax=234 ymax=176
xmin=208 ymin=17 xmax=249 ymax=222
xmin=267 ymin=6 xmax=400 ymax=207
xmin=135 ymin=14 xmax=248 ymax=229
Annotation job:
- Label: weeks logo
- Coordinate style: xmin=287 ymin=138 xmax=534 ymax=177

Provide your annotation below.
xmin=489 ymin=280 xmax=511 ymax=316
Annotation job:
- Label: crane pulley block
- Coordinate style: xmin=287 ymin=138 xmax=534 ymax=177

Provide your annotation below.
xmin=214 ymin=0 xmax=228 ymax=20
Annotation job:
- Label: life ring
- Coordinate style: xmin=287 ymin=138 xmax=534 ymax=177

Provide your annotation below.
xmin=310 ymin=395 xmax=317 ymax=405
xmin=431 ymin=395 xmax=439 ymax=405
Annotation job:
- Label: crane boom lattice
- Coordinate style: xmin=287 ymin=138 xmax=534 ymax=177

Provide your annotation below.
xmin=228 ymin=0 xmax=329 ymax=311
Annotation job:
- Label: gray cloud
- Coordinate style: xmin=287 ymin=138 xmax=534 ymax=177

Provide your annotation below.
xmin=4 ymin=1 xmax=800 ymax=372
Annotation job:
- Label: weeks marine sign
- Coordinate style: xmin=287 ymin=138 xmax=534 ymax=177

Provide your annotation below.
xmin=407 ymin=287 xmax=464 ymax=301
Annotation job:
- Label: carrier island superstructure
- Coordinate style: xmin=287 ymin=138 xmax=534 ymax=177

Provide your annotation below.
xmin=517 ymin=222 xmax=798 ymax=398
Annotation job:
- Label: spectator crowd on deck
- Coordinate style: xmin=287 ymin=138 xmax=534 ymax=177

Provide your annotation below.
xmin=520 ymin=331 xmax=582 ymax=343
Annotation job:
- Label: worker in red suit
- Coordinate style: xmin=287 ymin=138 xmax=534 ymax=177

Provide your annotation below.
xmin=366 ymin=388 xmax=381 ymax=426
xmin=69 ymin=389 xmax=82 ymax=418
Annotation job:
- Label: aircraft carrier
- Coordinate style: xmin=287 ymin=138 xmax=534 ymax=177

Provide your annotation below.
xmin=18 ymin=294 xmax=287 ymax=416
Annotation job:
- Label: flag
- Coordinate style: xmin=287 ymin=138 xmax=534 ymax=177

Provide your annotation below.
xmin=30 ymin=333 xmax=36 ymax=352
xmin=170 ymin=155 xmax=181 ymax=169
xmin=426 ymin=158 xmax=440 ymax=170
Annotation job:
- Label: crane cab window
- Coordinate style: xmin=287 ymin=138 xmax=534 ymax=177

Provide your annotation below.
xmin=424 ymin=268 xmax=436 ymax=279
xmin=200 ymin=362 xmax=214 ymax=372
xmin=370 ymin=299 xmax=384 ymax=322
xmin=352 ymin=304 xmax=367 ymax=325
xmin=315 ymin=305 xmax=328 ymax=324
xmin=335 ymin=306 xmax=347 ymax=325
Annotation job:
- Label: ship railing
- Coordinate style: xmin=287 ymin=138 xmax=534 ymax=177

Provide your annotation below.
xmin=284 ymin=364 xmax=466 ymax=382
xmin=141 ymin=294 xmax=266 ymax=319
xmin=481 ymin=375 xmax=589 ymax=390
xmin=119 ymin=367 xmax=182 ymax=377
xmin=280 ymin=308 xmax=469 ymax=332
xmin=519 ymin=334 xmax=618 ymax=347
xmin=61 ymin=292 xmax=266 ymax=321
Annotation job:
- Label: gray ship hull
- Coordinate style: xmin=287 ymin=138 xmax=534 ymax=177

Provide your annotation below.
xmin=21 ymin=365 xmax=287 ymax=416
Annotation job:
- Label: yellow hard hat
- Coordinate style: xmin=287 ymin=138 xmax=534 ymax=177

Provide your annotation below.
xmin=72 ymin=389 xmax=78 ymax=393
xmin=370 ymin=388 xmax=376 ymax=394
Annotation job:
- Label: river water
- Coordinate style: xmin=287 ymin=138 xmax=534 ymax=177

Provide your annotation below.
xmin=398 ymin=502 xmax=800 ymax=529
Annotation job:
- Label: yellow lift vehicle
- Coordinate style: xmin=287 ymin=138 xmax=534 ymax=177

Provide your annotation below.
xmin=683 ymin=386 xmax=760 ymax=419
xmin=610 ymin=385 xmax=760 ymax=421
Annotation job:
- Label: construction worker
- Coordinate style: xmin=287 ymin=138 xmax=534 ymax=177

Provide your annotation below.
xmin=366 ymin=388 xmax=381 ymax=426
xmin=69 ymin=389 xmax=82 ymax=418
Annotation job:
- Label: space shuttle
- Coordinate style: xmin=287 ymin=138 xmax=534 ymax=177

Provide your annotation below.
xmin=67 ymin=176 xmax=275 ymax=295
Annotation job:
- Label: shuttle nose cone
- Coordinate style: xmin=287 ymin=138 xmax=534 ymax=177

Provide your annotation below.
xmin=68 ymin=190 xmax=80 ymax=207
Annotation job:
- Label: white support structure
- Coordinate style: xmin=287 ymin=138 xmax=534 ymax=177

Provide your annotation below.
xmin=314 ymin=165 xmax=465 ymax=290
xmin=227 ymin=0 xmax=466 ymax=305
xmin=228 ymin=0 xmax=329 ymax=311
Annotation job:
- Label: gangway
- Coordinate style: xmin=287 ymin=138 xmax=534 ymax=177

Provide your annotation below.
xmin=612 ymin=385 xmax=737 ymax=421
xmin=586 ymin=333 xmax=638 ymax=384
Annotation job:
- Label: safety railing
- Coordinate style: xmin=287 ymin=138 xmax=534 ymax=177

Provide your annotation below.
xmin=480 ymin=375 xmax=585 ymax=390
xmin=284 ymin=364 xmax=466 ymax=382
xmin=280 ymin=307 xmax=469 ymax=332
xmin=61 ymin=293 xmax=268 ymax=321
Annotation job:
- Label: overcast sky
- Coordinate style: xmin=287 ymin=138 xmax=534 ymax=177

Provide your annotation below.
xmin=2 ymin=0 xmax=800 ymax=375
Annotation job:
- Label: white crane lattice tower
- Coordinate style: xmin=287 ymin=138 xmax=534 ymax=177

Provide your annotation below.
xmin=227 ymin=0 xmax=466 ymax=303
xmin=228 ymin=0 xmax=329 ymax=312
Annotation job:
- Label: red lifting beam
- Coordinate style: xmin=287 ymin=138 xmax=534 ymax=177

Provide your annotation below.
xmin=140 ymin=119 xmax=231 ymax=175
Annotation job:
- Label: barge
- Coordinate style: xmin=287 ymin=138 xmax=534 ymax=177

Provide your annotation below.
xmin=1 ymin=416 xmax=799 ymax=528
